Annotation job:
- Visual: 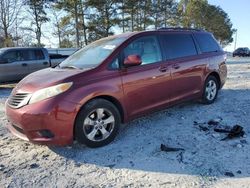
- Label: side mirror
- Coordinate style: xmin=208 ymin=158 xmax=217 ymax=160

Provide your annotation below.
xmin=124 ymin=55 xmax=142 ymax=66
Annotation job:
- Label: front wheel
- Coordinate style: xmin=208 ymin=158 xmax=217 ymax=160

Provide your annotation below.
xmin=202 ymin=76 xmax=219 ymax=104
xmin=74 ymin=99 xmax=121 ymax=148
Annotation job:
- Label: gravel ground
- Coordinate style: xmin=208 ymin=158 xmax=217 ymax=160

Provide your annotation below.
xmin=1 ymin=57 xmax=250 ymax=188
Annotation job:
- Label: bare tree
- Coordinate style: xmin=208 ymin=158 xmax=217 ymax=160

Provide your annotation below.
xmin=0 ymin=0 xmax=22 ymax=47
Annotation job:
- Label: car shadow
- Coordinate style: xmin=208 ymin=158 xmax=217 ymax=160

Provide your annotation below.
xmin=50 ymin=88 xmax=250 ymax=177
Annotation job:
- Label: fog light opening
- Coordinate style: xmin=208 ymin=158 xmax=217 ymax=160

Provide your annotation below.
xmin=38 ymin=130 xmax=54 ymax=138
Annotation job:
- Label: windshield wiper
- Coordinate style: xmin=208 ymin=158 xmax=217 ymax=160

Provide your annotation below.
xmin=60 ymin=65 xmax=79 ymax=69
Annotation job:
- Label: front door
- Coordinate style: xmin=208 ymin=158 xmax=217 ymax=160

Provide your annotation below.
xmin=121 ymin=35 xmax=172 ymax=119
xmin=0 ymin=50 xmax=29 ymax=83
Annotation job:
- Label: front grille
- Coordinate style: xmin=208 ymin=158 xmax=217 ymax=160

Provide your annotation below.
xmin=8 ymin=93 xmax=31 ymax=108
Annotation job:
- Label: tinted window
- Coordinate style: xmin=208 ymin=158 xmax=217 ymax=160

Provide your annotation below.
xmin=21 ymin=50 xmax=32 ymax=61
xmin=1 ymin=50 xmax=44 ymax=63
xmin=33 ymin=50 xmax=45 ymax=60
xmin=194 ymin=33 xmax=220 ymax=53
xmin=2 ymin=51 xmax=19 ymax=63
xmin=123 ymin=36 xmax=162 ymax=65
xmin=162 ymin=34 xmax=197 ymax=60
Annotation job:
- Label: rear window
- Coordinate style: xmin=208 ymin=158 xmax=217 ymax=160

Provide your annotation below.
xmin=162 ymin=33 xmax=197 ymax=60
xmin=194 ymin=33 xmax=220 ymax=53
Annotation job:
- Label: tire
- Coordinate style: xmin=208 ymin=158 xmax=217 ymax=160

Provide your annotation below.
xmin=74 ymin=99 xmax=121 ymax=148
xmin=202 ymin=76 xmax=219 ymax=104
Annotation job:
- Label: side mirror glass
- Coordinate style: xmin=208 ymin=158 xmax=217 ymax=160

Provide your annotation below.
xmin=124 ymin=55 xmax=142 ymax=67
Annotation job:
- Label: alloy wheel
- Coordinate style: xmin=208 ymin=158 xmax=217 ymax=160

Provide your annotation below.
xmin=205 ymin=80 xmax=217 ymax=101
xmin=82 ymin=108 xmax=115 ymax=142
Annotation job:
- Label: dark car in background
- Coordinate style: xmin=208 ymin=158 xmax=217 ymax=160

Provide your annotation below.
xmin=233 ymin=47 xmax=250 ymax=57
xmin=5 ymin=28 xmax=227 ymax=148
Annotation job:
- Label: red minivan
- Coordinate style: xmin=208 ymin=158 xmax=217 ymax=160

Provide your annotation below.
xmin=5 ymin=28 xmax=227 ymax=147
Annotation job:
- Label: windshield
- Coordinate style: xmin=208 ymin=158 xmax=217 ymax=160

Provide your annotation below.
xmin=0 ymin=49 xmax=5 ymax=55
xmin=59 ymin=36 xmax=127 ymax=69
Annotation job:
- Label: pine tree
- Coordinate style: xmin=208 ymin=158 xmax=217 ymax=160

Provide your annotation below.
xmin=86 ymin=0 xmax=120 ymax=41
xmin=27 ymin=0 xmax=50 ymax=47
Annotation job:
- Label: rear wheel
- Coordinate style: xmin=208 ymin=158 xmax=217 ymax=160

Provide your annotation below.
xmin=74 ymin=99 xmax=121 ymax=148
xmin=202 ymin=76 xmax=219 ymax=104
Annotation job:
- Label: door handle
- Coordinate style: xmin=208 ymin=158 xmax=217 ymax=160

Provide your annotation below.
xmin=159 ymin=66 xmax=168 ymax=72
xmin=172 ymin=64 xmax=180 ymax=69
xmin=43 ymin=62 xmax=49 ymax=65
xmin=22 ymin=63 xmax=27 ymax=66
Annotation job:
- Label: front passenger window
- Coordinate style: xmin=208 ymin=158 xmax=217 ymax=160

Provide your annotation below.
xmin=123 ymin=36 xmax=162 ymax=65
xmin=2 ymin=51 xmax=19 ymax=63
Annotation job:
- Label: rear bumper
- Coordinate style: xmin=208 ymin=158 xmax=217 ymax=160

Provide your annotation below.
xmin=219 ymin=62 xmax=227 ymax=89
xmin=5 ymin=98 xmax=80 ymax=146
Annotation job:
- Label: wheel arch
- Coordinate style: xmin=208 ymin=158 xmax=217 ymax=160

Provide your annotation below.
xmin=205 ymin=71 xmax=221 ymax=89
xmin=92 ymin=95 xmax=125 ymax=123
xmin=74 ymin=94 xmax=125 ymax=126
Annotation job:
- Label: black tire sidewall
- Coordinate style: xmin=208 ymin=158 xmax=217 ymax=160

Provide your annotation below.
xmin=74 ymin=99 xmax=121 ymax=148
xmin=202 ymin=76 xmax=219 ymax=104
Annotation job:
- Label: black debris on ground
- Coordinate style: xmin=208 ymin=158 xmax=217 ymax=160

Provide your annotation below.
xmin=199 ymin=125 xmax=209 ymax=132
xmin=29 ymin=163 xmax=39 ymax=169
xmin=194 ymin=118 xmax=246 ymax=141
xmin=160 ymin=144 xmax=184 ymax=152
xmin=237 ymin=170 xmax=242 ymax=174
xmin=221 ymin=125 xmax=245 ymax=141
xmin=207 ymin=118 xmax=222 ymax=126
xmin=0 ymin=164 xmax=5 ymax=171
xmin=214 ymin=125 xmax=232 ymax=133
xmin=224 ymin=171 xmax=235 ymax=177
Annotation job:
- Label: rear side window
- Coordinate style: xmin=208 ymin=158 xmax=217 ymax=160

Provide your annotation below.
xmin=194 ymin=33 xmax=220 ymax=53
xmin=20 ymin=50 xmax=32 ymax=61
xmin=162 ymin=34 xmax=197 ymax=60
xmin=33 ymin=50 xmax=45 ymax=60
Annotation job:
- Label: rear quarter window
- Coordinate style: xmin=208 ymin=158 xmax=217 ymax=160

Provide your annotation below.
xmin=162 ymin=33 xmax=197 ymax=60
xmin=194 ymin=33 xmax=221 ymax=53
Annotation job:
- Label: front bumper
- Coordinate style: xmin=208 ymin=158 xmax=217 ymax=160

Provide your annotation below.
xmin=5 ymin=98 xmax=81 ymax=146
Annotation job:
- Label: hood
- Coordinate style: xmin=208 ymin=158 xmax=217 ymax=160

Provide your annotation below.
xmin=13 ymin=68 xmax=89 ymax=94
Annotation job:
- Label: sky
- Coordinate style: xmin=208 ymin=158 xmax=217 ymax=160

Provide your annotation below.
xmin=42 ymin=0 xmax=249 ymax=52
xmin=208 ymin=0 xmax=250 ymax=52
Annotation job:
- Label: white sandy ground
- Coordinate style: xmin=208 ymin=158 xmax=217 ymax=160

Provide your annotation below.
xmin=0 ymin=57 xmax=250 ymax=188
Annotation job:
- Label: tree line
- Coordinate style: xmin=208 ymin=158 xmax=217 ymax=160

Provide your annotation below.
xmin=0 ymin=0 xmax=235 ymax=48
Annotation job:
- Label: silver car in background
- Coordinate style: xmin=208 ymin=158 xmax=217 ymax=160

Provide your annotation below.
xmin=0 ymin=47 xmax=68 ymax=83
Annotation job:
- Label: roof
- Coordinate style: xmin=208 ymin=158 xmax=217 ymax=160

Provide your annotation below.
xmin=0 ymin=47 xmax=46 ymax=51
xmin=109 ymin=28 xmax=208 ymax=40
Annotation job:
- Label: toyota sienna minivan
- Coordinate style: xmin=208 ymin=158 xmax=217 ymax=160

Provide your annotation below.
xmin=5 ymin=28 xmax=227 ymax=147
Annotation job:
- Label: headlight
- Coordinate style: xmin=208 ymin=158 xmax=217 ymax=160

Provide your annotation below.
xmin=29 ymin=82 xmax=73 ymax=104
